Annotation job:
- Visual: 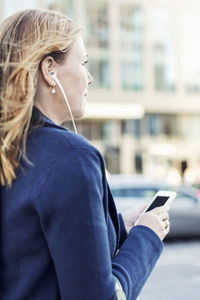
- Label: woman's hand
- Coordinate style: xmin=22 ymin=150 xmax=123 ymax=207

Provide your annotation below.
xmin=136 ymin=206 xmax=170 ymax=241
xmin=121 ymin=204 xmax=170 ymax=241
xmin=121 ymin=204 xmax=148 ymax=234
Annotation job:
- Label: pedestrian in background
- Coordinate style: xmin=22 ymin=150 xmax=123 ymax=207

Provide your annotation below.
xmin=0 ymin=9 xmax=170 ymax=299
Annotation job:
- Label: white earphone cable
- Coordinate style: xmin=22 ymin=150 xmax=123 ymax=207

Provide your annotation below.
xmin=49 ymin=71 xmax=78 ymax=134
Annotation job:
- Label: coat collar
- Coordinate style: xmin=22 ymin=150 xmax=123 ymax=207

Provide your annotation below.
xmin=32 ymin=106 xmax=56 ymax=126
xmin=31 ymin=106 xmax=69 ymax=132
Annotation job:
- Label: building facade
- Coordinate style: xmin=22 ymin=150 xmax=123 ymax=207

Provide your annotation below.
xmin=2 ymin=0 xmax=200 ymax=184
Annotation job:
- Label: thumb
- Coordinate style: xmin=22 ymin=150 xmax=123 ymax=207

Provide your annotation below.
xmin=138 ymin=203 xmax=148 ymax=214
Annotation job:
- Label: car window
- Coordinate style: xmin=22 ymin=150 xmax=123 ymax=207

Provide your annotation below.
xmin=111 ymin=187 xmax=158 ymax=198
xmin=175 ymin=192 xmax=198 ymax=204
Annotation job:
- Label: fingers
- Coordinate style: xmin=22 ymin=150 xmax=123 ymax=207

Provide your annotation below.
xmin=150 ymin=207 xmax=170 ymax=236
xmin=154 ymin=208 xmax=170 ymax=229
xmin=148 ymin=206 xmax=169 ymax=222
xmin=136 ymin=205 xmax=171 ymax=241
xmin=151 ymin=205 xmax=170 ymax=215
xmin=161 ymin=219 xmax=170 ymax=233
xmin=159 ymin=211 xmax=169 ymax=221
xmin=164 ymin=219 xmax=170 ymax=228
xmin=165 ymin=221 xmax=170 ymax=234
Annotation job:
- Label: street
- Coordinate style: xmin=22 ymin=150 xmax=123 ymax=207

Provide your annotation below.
xmin=140 ymin=239 xmax=200 ymax=300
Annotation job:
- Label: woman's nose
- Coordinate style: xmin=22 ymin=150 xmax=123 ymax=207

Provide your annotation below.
xmin=88 ymin=71 xmax=93 ymax=85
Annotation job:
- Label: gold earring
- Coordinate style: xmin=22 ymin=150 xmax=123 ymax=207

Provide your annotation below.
xmin=50 ymin=86 xmax=56 ymax=95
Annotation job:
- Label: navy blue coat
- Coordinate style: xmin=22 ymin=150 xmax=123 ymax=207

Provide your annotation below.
xmin=0 ymin=108 xmax=163 ymax=300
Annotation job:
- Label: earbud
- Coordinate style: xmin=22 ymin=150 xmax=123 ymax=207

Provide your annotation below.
xmin=49 ymin=70 xmax=57 ymax=79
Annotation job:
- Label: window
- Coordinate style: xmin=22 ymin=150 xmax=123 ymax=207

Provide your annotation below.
xmin=147 ymin=114 xmax=178 ymax=137
xmin=88 ymin=58 xmax=110 ymax=88
xmin=149 ymin=7 xmax=176 ymax=92
xmin=86 ymin=0 xmax=109 ymax=48
xmin=180 ymin=11 xmax=200 ymax=93
xmin=105 ymin=146 xmax=120 ymax=174
xmin=121 ymin=61 xmax=143 ymax=90
xmin=45 ymin=0 xmax=74 ymax=17
xmin=120 ymin=5 xmax=144 ymax=91
xmin=135 ymin=153 xmax=143 ymax=173
xmin=120 ymin=6 xmax=143 ymax=51
xmin=102 ymin=121 xmax=121 ymax=146
xmin=122 ymin=120 xmax=141 ymax=139
xmin=63 ymin=121 xmax=103 ymax=140
xmin=80 ymin=122 xmax=103 ymax=140
xmin=148 ymin=115 xmax=162 ymax=136
xmin=111 ymin=187 xmax=158 ymax=198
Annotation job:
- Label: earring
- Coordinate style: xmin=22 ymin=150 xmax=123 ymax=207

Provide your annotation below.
xmin=50 ymin=86 xmax=56 ymax=94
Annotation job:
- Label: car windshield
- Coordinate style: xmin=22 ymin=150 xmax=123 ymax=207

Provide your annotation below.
xmin=111 ymin=185 xmax=199 ymax=205
xmin=112 ymin=187 xmax=159 ymax=198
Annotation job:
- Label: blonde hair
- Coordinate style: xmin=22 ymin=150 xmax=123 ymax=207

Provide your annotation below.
xmin=0 ymin=9 xmax=81 ymax=186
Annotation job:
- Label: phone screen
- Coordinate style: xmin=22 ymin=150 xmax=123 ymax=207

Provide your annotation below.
xmin=146 ymin=196 xmax=169 ymax=212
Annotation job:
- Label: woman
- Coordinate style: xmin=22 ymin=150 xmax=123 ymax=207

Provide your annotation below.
xmin=0 ymin=9 xmax=170 ymax=300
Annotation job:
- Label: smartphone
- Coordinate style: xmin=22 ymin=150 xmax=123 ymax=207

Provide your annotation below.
xmin=135 ymin=190 xmax=177 ymax=225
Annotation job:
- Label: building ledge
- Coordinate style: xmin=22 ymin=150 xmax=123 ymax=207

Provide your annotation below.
xmin=84 ymin=102 xmax=144 ymax=120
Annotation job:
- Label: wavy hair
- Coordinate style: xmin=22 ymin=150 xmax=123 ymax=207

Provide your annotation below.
xmin=0 ymin=9 xmax=81 ymax=186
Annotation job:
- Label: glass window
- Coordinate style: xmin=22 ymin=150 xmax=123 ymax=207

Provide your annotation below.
xmin=148 ymin=114 xmax=162 ymax=136
xmin=102 ymin=121 xmax=112 ymax=143
xmin=149 ymin=7 xmax=177 ymax=92
xmin=120 ymin=5 xmax=144 ymax=91
xmin=63 ymin=121 xmax=103 ymax=140
xmin=180 ymin=11 xmax=200 ymax=93
xmin=111 ymin=187 xmax=158 ymax=198
xmin=122 ymin=119 xmax=141 ymax=139
xmin=147 ymin=114 xmax=178 ymax=137
xmin=102 ymin=121 xmax=121 ymax=146
xmin=121 ymin=60 xmax=143 ymax=90
xmin=86 ymin=0 xmax=109 ymax=48
xmin=80 ymin=122 xmax=103 ymax=140
xmin=105 ymin=146 xmax=120 ymax=174
xmin=120 ymin=6 xmax=143 ymax=51
xmin=135 ymin=153 xmax=143 ymax=173
xmin=88 ymin=58 xmax=110 ymax=88
xmin=45 ymin=0 xmax=74 ymax=17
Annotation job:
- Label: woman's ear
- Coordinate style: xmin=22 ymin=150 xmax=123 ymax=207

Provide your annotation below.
xmin=40 ymin=56 xmax=57 ymax=87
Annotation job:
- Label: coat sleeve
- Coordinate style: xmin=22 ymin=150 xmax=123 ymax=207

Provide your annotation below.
xmin=36 ymin=148 xmax=163 ymax=300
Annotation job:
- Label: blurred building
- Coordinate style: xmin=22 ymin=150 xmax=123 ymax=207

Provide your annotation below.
xmin=2 ymin=0 xmax=200 ymax=184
